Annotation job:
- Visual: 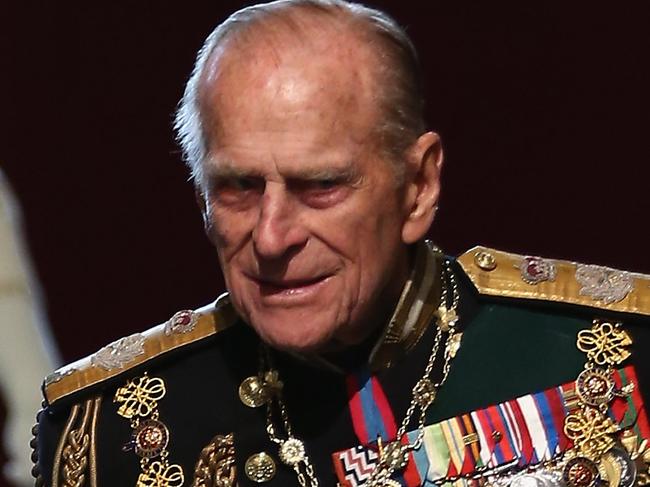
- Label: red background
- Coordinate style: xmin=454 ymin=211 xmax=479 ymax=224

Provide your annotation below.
xmin=2 ymin=1 xmax=649 ymax=364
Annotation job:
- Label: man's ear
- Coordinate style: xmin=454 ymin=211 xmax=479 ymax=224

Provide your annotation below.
xmin=401 ymin=131 xmax=444 ymax=244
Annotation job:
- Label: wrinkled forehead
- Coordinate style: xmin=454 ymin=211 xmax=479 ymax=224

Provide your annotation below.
xmin=197 ymin=12 xmax=381 ymax=138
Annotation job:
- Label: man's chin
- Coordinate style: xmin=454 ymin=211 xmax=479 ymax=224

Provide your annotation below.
xmin=248 ymin=318 xmax=339 ymax=354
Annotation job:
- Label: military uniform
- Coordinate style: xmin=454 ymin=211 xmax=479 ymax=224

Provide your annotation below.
xmin=32 ymin=244 xmax=650 ymax=487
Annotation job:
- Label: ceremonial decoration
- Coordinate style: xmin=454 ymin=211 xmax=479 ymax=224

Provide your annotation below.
xmin=192 ymin=433 xmax=237 ymax=487
xmin=561 ymin=320 xmax=634 ymax=486
xmin=245 ymin=452 xmax=276 ymax=483
xmin=259 ymin=255 xmax=461 ymax=487
xmin=519 ymin=256 xmax=557 ymax=285
xmin=44 ymin=368 xmax=77 ymax=387
xmin=91 ymin=333 xmax=146 ymax=371
xmin=164 ymin=309 xmax=198 ymax=335
xmin=576 ymin=265 xmax=634 ymax=304
xmin=334 ymin=361 xmax=650 ymax=487
xmin=114 ymin=374 xmax=184 ymax=487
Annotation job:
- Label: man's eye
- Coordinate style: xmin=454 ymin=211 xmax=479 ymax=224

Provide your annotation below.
xmin=229 ymin=177 xmax=258 ymax=191
xmin=214 ymin=177 xmax=261 ymax=192
xmin=311 ymin=179 xmax=339 ymax=190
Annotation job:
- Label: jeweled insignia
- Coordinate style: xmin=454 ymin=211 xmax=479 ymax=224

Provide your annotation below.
xmin=239 ymin=376 xmax=269 ymax=408
xmin=114 ymin=375 xmax=166 ymax=419
xmin=520 ymin=256 xmax=557 ymax=285
xmin=564 ymin=406 xmax=618 ymax=458
xmin=133 ymin=419 xmax=169 ymax=458
xmin=91 ymin=333 xmax=146 ymax=371
xmin=44 ymin=368 xmax=76 ymax=386
xmin=136 ymin=460 xmax=184 ymax=487
xmin=577 ymin=322 xmax=632 ymax=367
xmin=279 ymin=438 xmax=306 ymax=466
xmin=576 ymin=264 xmax=634 ymax=304
xmin=245 ymin=452 xmax=276 ymax=483
xmin=575 ymin=369 xmax=615 ymax=407
xmin=563 ymin=457 xmax=600 ymax=487
xmin=163 ymin=309 xmax=197 ymax=336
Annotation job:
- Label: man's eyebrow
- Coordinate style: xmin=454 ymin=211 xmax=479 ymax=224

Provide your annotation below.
xmin=204 ymin=159 xmax=360 ymax=181
xmin=204 ymin=161 xmax=263 ymax=179
xmin=289 ymin=163 xmax=359 ymax=181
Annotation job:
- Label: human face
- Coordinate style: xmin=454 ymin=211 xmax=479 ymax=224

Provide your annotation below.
xmin=198 ymin=40 xmax=413 ymax=352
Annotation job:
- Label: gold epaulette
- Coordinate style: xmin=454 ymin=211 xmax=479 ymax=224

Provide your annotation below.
xmin=458 ymin=246 xmax=650 ymax=317
xmin=42 ymin=293 xmax=239 ymax=407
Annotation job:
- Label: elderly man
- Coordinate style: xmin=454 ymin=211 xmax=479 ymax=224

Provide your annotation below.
xmin=34 ymin=1 xmax=650 ymax=486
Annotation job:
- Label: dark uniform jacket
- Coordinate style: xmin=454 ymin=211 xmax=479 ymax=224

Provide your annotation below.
xmin=32 ymin=245 xmax=650 ymax=487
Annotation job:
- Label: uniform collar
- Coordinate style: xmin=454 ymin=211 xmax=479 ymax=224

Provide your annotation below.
xmin=368 ymin=241 xmax=443 ymax=371
xmin=296 ymin=241 xmax=443 ymax=373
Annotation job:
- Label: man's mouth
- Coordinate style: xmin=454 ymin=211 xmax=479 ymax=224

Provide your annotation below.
xmin=249 ymin=274 xmax=333 ymax=297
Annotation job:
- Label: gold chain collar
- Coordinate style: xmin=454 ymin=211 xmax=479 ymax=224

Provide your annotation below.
xmin=250 ymin=256 xmax=463 ymax=487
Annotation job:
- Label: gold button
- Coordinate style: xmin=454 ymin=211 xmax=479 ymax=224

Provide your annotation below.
xmin=475 ymin=251 xmax=497 ymax=271
xmin=492 ymin=430 xmax=503 ymax=442
xmin=245 ymin=452 xmax=276 ymax=483
xmin=239 ymin=376 xmax=268 ymax=408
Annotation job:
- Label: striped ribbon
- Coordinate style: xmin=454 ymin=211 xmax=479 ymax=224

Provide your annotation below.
xmin=333 ymin=365 xmax=649 ymax=487
xmin=345 ymin=370 xmax=422 ymax=487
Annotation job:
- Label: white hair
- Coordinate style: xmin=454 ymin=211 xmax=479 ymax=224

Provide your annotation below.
xmin=174 ymin=0 xmax=426 ymax=186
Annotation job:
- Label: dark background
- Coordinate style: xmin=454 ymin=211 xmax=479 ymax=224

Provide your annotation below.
xmin=1 ymin=2 xmax=649 ymax=485
xmin=2 ymin=2 xmax=649 ymax=364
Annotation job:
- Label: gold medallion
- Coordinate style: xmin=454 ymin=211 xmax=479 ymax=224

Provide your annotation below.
xmin=245 ymin=452 xmax=276 ymax=483
xmin=239 ymin=376 xmax=269 ymax=408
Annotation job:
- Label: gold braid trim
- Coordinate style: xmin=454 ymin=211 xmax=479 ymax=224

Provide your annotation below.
xmin=192 ymin=433 xmax=237 ymax=487
xmin=52 ymin=396 xmax=102 ymax=487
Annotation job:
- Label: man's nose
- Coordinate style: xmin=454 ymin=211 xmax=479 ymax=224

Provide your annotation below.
xmin=252 ymin=183 xmax=307 ymax=259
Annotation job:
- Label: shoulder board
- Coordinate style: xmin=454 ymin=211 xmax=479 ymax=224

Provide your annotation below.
xmin=42 ymin=293 xmax=239 ymax=407
xmin=457 ymin=246 xmax=650 ymax=316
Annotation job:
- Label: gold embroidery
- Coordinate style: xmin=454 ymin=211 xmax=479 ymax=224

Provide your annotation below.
xmin=45 ymin=295 xmax=238 ymax=407
xmin=192 ymin=433 xmax=236 ymax=487
xmin=51 ymin=397 xmax=102 ymax=487
xmin=457 ymin=246 xmax=650 ymax=316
